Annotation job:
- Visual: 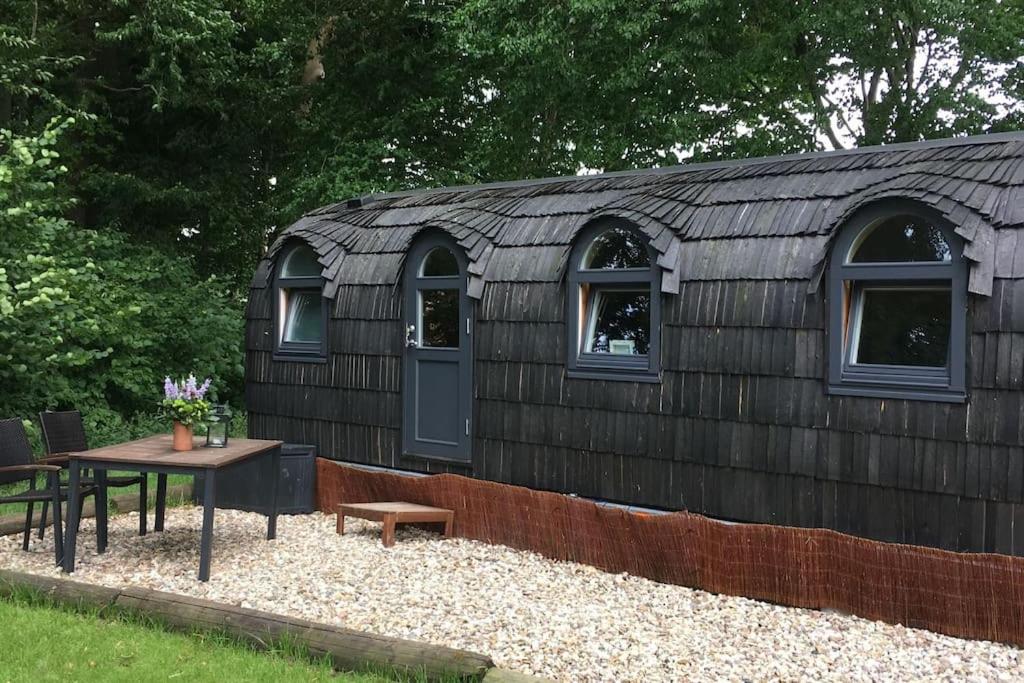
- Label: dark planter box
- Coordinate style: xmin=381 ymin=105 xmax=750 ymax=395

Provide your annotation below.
xmin=195 ymin=443 xmax=316 ymax=515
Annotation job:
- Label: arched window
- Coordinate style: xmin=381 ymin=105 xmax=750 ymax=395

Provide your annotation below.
xmin=274 ymin=242 xmax=326 ymax=360
xmin=828 ymin=203 xmax=967 ymax=401
xmin=567 ymin=222 xmax=660 ymax=381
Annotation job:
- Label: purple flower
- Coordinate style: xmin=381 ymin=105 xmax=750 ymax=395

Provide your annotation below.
xmin=162 ymin=373 xmax=212 ymax=403
xmin=163 ymin=376 xmax=179 ymax=400
xmin=184 ymin=374 xmax=197 ymax=400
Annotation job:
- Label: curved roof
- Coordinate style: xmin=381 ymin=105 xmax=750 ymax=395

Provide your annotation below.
xmin=257 ymin=132 xmax=1024 ymax=299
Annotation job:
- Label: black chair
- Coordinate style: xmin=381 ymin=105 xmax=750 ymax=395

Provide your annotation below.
xmin=38 ymin=411 xmax=148 ymax=539
xmin=0 ymin=418 xmax=85 ymax=566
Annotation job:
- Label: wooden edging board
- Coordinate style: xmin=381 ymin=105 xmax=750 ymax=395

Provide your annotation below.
xmin=0 ymin=483 xmax=193 ymax=537
xmin=0 ymin=569 xmax=494 ymax=681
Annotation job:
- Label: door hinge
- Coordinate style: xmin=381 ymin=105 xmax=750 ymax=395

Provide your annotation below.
xmin=465 ymin=418 xmax=470 ymax=436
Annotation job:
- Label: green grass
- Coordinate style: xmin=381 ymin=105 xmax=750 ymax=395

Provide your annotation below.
xmin=0 ymin=597 xmax=394 ymax=682
xmin=0 ymin=589 xmax=466 ymax=683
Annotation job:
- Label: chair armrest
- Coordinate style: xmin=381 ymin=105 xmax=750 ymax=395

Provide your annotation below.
xmin=37 ymin=454 xmax=70 ymax=465
xmin=0 ymin=464 xmax=61 ymax=474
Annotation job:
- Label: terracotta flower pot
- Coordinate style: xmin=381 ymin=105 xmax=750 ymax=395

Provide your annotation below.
xmin=172 ymin=420 xmax=194 ymax=452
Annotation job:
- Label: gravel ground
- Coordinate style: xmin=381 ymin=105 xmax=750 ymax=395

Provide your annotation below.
xmin=1 ymin=508 xmax=1021 ymax=682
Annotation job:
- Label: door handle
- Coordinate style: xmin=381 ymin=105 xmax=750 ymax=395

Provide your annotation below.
xmin=405 ymin=324 xmax=419 ymax=348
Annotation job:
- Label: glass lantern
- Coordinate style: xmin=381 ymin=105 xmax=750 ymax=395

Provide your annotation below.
xmin=205 ymin=405 xmax=232 ymax=448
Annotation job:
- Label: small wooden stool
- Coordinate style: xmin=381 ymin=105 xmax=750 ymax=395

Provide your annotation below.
xmin=336 ymin=502 xmax=454 ymax=547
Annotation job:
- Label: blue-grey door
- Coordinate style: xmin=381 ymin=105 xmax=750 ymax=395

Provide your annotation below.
xmin=402 ymin=235 xmax=473 ymax=462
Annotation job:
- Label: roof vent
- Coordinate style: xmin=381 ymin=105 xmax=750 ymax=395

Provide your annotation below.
xmin=346 ymin=195 xmax=376 ymax=209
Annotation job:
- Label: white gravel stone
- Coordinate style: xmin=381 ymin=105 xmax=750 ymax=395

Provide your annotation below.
xmin=1 ymin=508 xmax=1021 ymax=682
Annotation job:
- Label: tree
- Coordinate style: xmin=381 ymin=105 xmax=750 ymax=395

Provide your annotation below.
xmin=277 ymin=1 xmax=480 ymax=217
xmin=745 ymin=0 xmax=1024 ymax=148
xmin=446 ymin=0 xmax=1023 ymax=171
xmin=1 ymin=0 xmax=321 ymax=288
xmin=0 ymin=118 xmax=244 ymax=442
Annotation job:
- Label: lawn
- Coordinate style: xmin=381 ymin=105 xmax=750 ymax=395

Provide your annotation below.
xmin=0 ymin=596 xmax=392 ymax=682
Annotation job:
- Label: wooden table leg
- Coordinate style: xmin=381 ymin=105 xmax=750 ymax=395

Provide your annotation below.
xmin=443 ymin=512 xmax=454 ymax=538
xmin=63 ymin=460 xmax=81 ymax=574
xmin=155 ymin=473 xmax=167 ymax=532
xmin=336 ymin=512 xmax=345 ymax=535
xmin=381 ymin=512 xmax=397 ymax=548
xmin=198 ymin=470 xmax=216 ymax=582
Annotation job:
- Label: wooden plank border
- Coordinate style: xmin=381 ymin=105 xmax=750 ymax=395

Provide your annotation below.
xmin=0 ymin=569 xmax=494 ymax=681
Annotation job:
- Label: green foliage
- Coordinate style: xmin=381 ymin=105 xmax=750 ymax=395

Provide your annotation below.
xmin=0 ymin=0 xmax=1021 ymax=449
xmin=160 ymin=398 xmax=212 ymax=426
xmin=720 ymin=0 xmax=1024 ymax=148
xmin=0 ymin=118 xmax=243 ymax=443
xmin=447 ymin=0 xmax=1024 ymax=165
xmin=0 ymin=594 xmax=388 ymax=681
xmin=8 ymin=0 xmax=1021 ymax=276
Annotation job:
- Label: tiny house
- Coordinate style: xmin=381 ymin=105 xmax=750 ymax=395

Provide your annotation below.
xmin=246 ymin=133 xmax=1024 ymax=555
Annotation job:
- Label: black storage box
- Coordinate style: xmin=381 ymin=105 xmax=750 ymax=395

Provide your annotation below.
xmin=195 ymin=443 xmax=316 ymax=514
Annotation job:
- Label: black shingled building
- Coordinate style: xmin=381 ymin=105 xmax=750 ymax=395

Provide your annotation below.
xmin=246 ymin=132 xmax=1024 ymax=555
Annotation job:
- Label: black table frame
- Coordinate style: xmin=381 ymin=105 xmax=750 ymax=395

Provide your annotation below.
xmin=62 ymin=446 xmax=281 ymax=582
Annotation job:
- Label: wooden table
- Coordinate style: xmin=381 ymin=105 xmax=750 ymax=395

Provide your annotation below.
xmin=336 ymin=502 xmax=454 ymax=547
xmin=63 ymin=435 xmax=283 ymax=581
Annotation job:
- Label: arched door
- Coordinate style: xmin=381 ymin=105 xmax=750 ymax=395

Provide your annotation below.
xmin=402 ymin=235 xmax=473 ymax=462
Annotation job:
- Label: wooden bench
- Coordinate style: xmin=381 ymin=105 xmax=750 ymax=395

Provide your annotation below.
xmin=336 ymin=502 xmax=454 ymax=547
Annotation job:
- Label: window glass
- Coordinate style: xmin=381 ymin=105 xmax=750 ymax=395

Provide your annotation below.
xmin=854 ymin=288 xmax=951 ymax=367
xmin=583 ymin=289 xmax=650 ymax=355
xmin=282 ymin=290 xmax=322 ymax=343
xmin=583 ymin=228 xmax=649 ymax=269
xmin=850 ymin=216 xmax=951 ymax=263
xmin=281 ymin=245 xmax=321 ymax=277
xmin=420 ymin=247 xmax=459 ymax=277
xmin=420 ymin=289 xmax=460 ymax=348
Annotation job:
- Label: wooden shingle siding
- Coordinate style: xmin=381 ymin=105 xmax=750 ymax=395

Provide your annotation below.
xmin=247 ymin=132 xmax=1024 ymax=554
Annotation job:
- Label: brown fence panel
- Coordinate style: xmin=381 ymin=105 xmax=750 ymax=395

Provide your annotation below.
xmin=316 ymin=459 xmax=1024 ymax=647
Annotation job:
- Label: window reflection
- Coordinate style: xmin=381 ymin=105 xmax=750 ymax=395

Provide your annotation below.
xmin=851 ymin=216 xmax=951 ymax=262
xmin=283 ymin=290 xmax=322 ymax=343
xmin=854 ymin=288 xmax=950 ymax=367
xmin=583 ymin=289 xmax=650 ymax=355
xmin=420 ymin=289 xmax=460 ymax=348
xmin=420 ymin=247 xmax=459 ymax=277
xmin=281 ymin=245 xmax=321 ymax=277
xmin=583 ymin=228 xmax=650 ymax=269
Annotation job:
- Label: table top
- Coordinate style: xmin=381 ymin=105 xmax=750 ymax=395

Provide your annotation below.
xmin=339 ymin=502 xmax=452 ymax=514
xmin=68 ymin=435 xmax=283 ymax=469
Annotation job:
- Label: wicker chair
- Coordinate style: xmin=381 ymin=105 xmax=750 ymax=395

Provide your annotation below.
xmin=0 ymin=417 xmax=90 ymax=566
xmin=38 ymin=411 xmax=148 ymax=539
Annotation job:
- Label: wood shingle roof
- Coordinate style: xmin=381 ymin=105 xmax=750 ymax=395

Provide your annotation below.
xmin=259 ymin=132 xmax=1024 ymax=299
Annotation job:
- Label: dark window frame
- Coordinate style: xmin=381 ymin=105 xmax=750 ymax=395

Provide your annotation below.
xmin=273 ymin=242 xmax=328 ymax=363
xmin=567 ymin=220 xmax=661 ymax=382
xmin=828 ymin=201 xmax=967 ymax=402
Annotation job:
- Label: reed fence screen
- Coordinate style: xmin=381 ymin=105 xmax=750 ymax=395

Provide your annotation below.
xmin=317 ymin=459 xmax=1024 ymax=647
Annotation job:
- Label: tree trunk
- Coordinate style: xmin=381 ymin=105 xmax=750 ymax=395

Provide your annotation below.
xmin=0 ymin=86 xmax=11 ymax=129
